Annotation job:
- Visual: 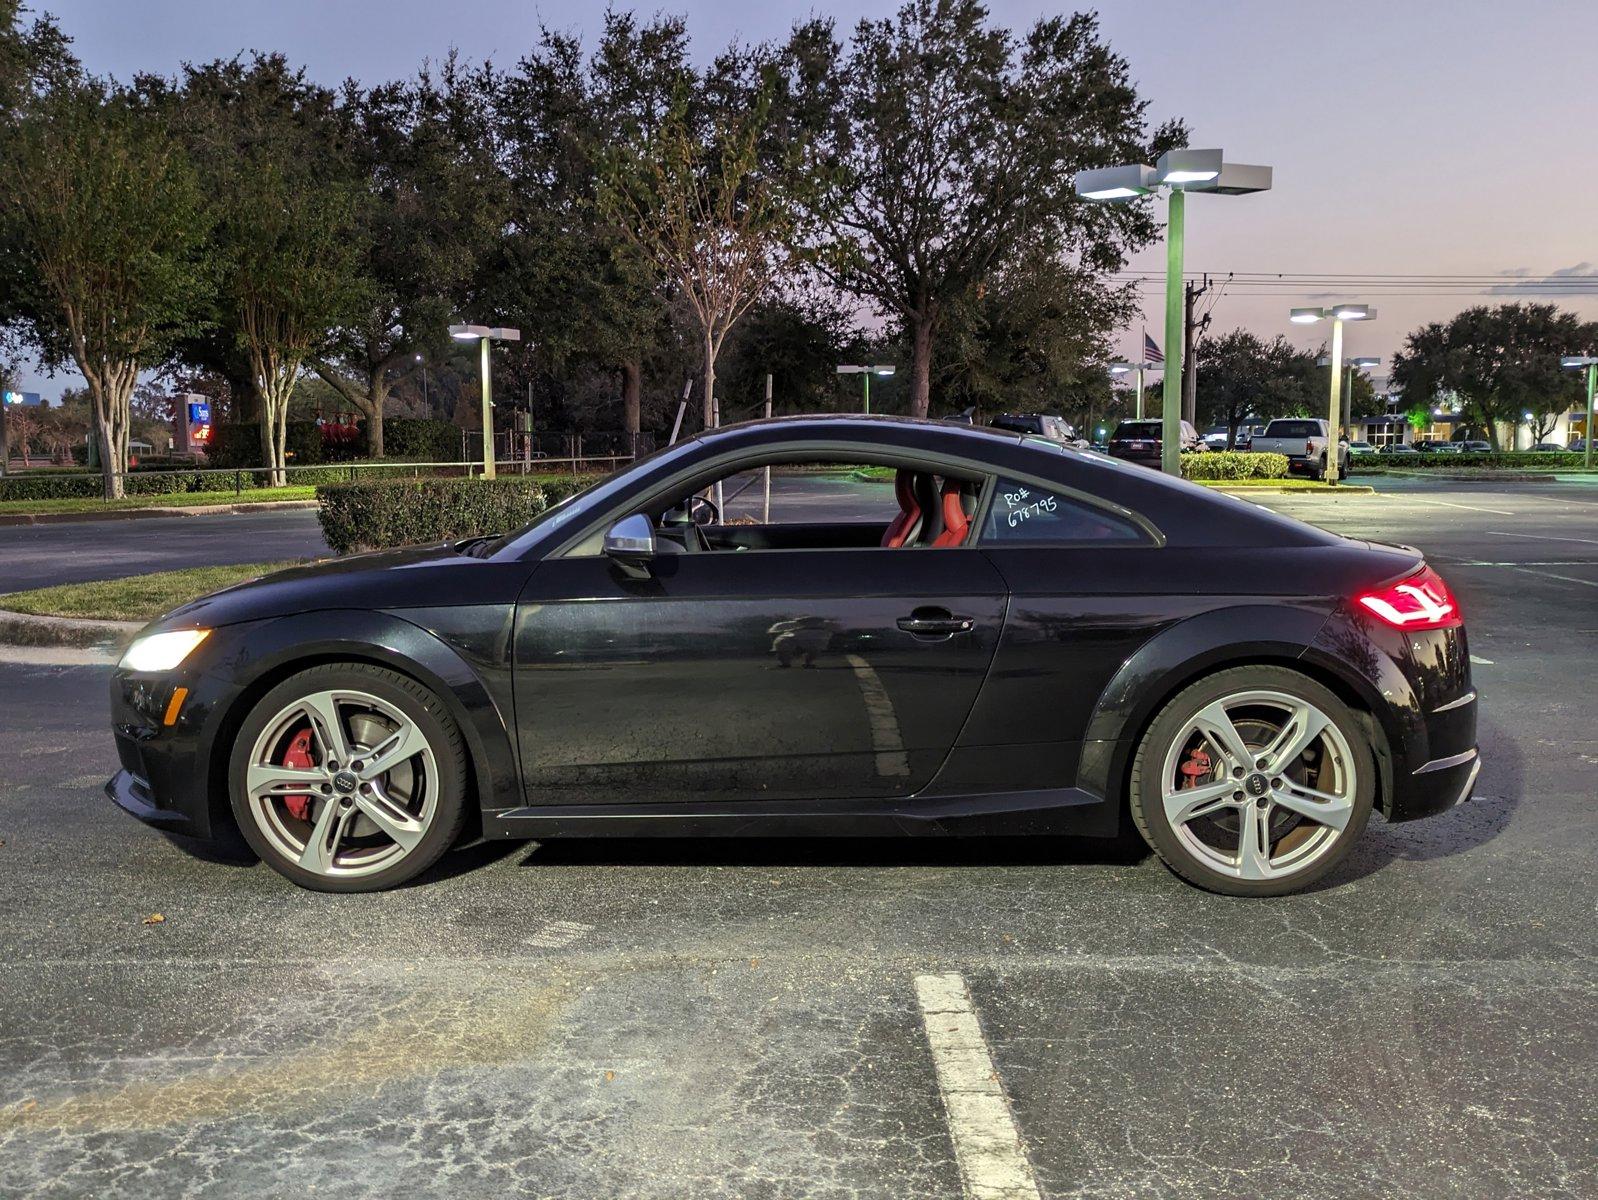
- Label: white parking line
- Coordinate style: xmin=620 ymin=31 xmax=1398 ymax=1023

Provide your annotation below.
xmin=1470 ymin=655 xmax=1494 ymax=666
xmin=915 ymin=973 xmax=1042 ymax=1200
xmin=1403 ymin=498 xmax=1518 ymax=517
xmin=1485 ymin=530 xmax=1598 ymax=547
xmin=522 ymin=919 xmax=592 ymax=949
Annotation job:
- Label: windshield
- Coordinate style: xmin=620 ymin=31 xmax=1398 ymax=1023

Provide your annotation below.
xmin=1113 ymin=421 xmax=1161 ymax=438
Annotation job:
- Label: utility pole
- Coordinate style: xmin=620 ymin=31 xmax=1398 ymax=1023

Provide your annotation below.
xmin=1183 ymin=274 xmax=1211 ymax=428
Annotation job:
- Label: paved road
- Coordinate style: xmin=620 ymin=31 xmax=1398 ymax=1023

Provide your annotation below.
xmin=0 ymin=510 xmax=330 ymax=592
xmin=0 ymin=477 xmax=1595 ymax=1198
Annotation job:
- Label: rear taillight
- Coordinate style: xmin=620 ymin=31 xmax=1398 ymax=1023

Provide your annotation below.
xmin=1305 ymin=439 xmax=1314 ymax=456
xmin=1356 ymin=565 xmax=1462 ymax=630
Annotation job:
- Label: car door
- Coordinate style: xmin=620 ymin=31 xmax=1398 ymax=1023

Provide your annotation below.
xmin=512 ymin=547 xmax=1009 ymax=807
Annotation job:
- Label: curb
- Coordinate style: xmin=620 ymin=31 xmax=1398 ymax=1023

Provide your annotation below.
xmin=1210 ymin=484 xmax=1376 ymax=496
xmin=0 ymin=499 xmax=318 ymax=526
xmin=0 ymin=608 xmax=142 ymax=649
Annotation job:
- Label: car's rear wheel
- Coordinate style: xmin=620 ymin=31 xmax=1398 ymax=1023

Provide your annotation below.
xmin=1129 ymin=666 xmax=1374 ymax=897
xmin=228 ymin=663 xmax=468 ymax=892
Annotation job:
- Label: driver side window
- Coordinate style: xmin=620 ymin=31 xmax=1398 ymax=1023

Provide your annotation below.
xmin=654 ymin=459 xmax=983 ymax=553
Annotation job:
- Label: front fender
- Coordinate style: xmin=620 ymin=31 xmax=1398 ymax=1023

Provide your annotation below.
xmin=204 ymin=608 xmax=521 ymax=820
xmin=1075 ymin=602 xmax=1336 ymax=804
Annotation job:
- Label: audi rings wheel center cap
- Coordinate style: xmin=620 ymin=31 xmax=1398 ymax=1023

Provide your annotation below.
xmin=332 ymin=771 xmax=359 ymax=795
xmin=1245 ymin=773 xmax=1270 ymax=798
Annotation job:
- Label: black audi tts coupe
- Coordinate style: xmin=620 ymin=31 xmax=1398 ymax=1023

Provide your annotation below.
xmin=107 ymin=416 xmax=1479 ymax=896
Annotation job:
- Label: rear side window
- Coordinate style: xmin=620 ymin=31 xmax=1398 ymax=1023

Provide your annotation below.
xmin=1266 ymin=420 xmax=1319 ymax=438
xmin=981 ymin=477 xmax=1145 ymax=545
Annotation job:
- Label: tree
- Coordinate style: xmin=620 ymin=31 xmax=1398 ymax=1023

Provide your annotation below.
xmin=0 ymin=80 xmax=210 ymax=497
xmin=807 ymin=0 xmax=1180 ymax=418
xmin=1194 ymin=330 xmax=1321 ymax=445
xmin=1389 ymin=303 xmax=1598 ymax=450
xmin=599 ymin=65 xmax=802 ymax=433
xmin=496 ymin=14 xmax=686 ymax=440
xmin=312 ymin=57 xmax=507 ymax=456
xmin=938 ymin=237 xmax=1136 ymax=415
xmin=172 ymin=56 xmax=367 ymax=484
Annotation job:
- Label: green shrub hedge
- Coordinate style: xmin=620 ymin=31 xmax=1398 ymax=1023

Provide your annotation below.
xmin=1181 ymin=451 xmax=1289 ymax=481
xmin=1351 ymin=450 xmax=1587 ymax=471
xmin=0 ymin=466 xmax=214 ymax=501
xmin=315 ymin=473 xmax=606 ymax=554
xmin=316 ymin=477 xmax=547 ymax=554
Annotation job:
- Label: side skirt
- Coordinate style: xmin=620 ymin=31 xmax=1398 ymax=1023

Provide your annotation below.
xmin=483 ymin=787 xmax=1119 ymax=840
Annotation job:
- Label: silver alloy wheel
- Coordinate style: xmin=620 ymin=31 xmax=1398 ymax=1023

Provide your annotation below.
xmin=1158 ymin=688 xmax=1357 ymax=881
xmin=244 ymin=688 xmax=438 ymax=880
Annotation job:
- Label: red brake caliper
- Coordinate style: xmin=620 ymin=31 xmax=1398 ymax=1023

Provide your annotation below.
xmin=1179 ymin=746 xmax=1212 ymax=789
xmin=280 ymin=727 xmax=316 ymax=821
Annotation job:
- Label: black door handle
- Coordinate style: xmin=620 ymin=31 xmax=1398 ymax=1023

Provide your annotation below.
xmin=897 ymin=608 xmax=976 ymax=637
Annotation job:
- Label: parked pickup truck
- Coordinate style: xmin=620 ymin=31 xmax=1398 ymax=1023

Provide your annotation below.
xmin=1249 ymin=418 xmax=1349 ymax=480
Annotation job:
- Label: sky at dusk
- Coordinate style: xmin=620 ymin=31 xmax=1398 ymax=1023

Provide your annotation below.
xmin=16 ymin=0 xmax=1598 ymax=397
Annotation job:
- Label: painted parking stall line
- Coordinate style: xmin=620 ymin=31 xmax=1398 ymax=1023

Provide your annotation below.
xmin=914 ymin=972 xmax=1042 ymax=1200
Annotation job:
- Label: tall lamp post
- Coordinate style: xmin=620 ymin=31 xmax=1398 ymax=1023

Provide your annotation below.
xmin=1076 ymin=149 xmax=1272 ymax=475
xmin=1564 ymin=356 xmax=1598 ymax=470
xmin=1110 ymin=360 xmax=1161 ymax=419
xmin=449 ymin=324 xmax=521 ymax=479
xmin=836 ymin=364 xmax=895 ymax=414
xmin=1316 ymin=354 xmax=1380 ymax=436
xmin=1290 ymin=304 xmax=1376 ymax=484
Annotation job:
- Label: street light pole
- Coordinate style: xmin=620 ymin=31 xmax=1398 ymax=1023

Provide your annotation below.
xmin=1292 ymin=305 xmax=1375 ymax=485
xmin=1563 ymin=356 xmax=1598 ymax=470
xmin=450 ymin=324 xmax=522 ymax=480
xmin=1162 ymin=189 xmax=1185 ymax=475
xmin=1076 ymin=149 xmax=1272 ymax=477
xmin=836 ymin=364 xmax=896 ymax=415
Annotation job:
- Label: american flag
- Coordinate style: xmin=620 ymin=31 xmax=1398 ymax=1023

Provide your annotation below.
xmin=1143 ymin=332 xmax=1164 ymax=364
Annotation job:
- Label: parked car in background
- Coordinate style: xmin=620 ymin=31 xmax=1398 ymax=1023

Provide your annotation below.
xmin=1460 ymin=440 xmax=1493 ymax=453
xmin=1431 ymin=441 xmax=1465 ymax=454
xmin=1569 ymin=438 xmax=1587 ymax=454
xmin=1247 ymin=418 xmax=1349 ymax=480
xmin=1347 ymin=440 xmax=1376 ymax=457
xmin=1201 ymin=427 xmax=1231 ymax=451
xmin=1107 ymin=419 xmax=1204 ymax=467
xmin=1529 ymin=442 xmax=1565 ymax=452
xmin=988 ymin=413 xmax=1079 ymax=445
xmin=1378 ymin=443 xmax=1420 ymax=456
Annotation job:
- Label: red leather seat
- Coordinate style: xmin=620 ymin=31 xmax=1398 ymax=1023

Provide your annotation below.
xmin=931 ymin=480 xmax=972 ymax=548
xmin=882 ymin=468 xmax=922 ymax=548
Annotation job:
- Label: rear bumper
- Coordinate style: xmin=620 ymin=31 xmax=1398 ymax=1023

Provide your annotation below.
xmin=1395 ymin=745 xmax=1481 ymax=822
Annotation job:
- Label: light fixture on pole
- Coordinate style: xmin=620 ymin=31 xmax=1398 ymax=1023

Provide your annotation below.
xmin=1076 ymin=149 xmax=1272 ymax=475
xmin=1289 ymin=305 xmax=1376 ymax=483
xmin=449 ymin=324 xmax=521 ymax=479
xmin=1110 ymin=360 xmax=1161 ymax=420
xmin=1563 ymin=355 xmax=1598 ymax=470
xmin=836 ymin=364 xmax=895 ymax=414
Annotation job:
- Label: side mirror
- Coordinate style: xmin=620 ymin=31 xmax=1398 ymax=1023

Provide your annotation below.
xmin=603 ymin=513 xmax=655 ymax=577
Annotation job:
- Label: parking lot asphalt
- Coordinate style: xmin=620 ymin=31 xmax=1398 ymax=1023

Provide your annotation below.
xmin=0 ymin=476 xmax=1594 ymax=1199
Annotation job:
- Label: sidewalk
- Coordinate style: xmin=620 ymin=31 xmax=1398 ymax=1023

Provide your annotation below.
xmin=0 ymin=499 xmax=318 ymax=526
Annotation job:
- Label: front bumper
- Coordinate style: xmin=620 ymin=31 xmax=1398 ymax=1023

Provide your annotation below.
xmin=107 ymin=663 xmax=234 ymax=840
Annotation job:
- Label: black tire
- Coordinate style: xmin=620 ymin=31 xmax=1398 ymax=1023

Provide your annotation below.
xmin=1128 ymin=665 xmax=1375 ymax=897
xmin=228 ymin=663 xmax=469 ymax=892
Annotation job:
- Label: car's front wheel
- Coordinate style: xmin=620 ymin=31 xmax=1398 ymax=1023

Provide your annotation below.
xmin=228 ymin=663 xmax=468 ymax=892
xmin=1129 ymin=666 xmax=1374 ymax=896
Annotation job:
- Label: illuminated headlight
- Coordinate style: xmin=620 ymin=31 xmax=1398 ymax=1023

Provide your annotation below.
xmin=119 ymin=628 xmax=211 ymax=672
